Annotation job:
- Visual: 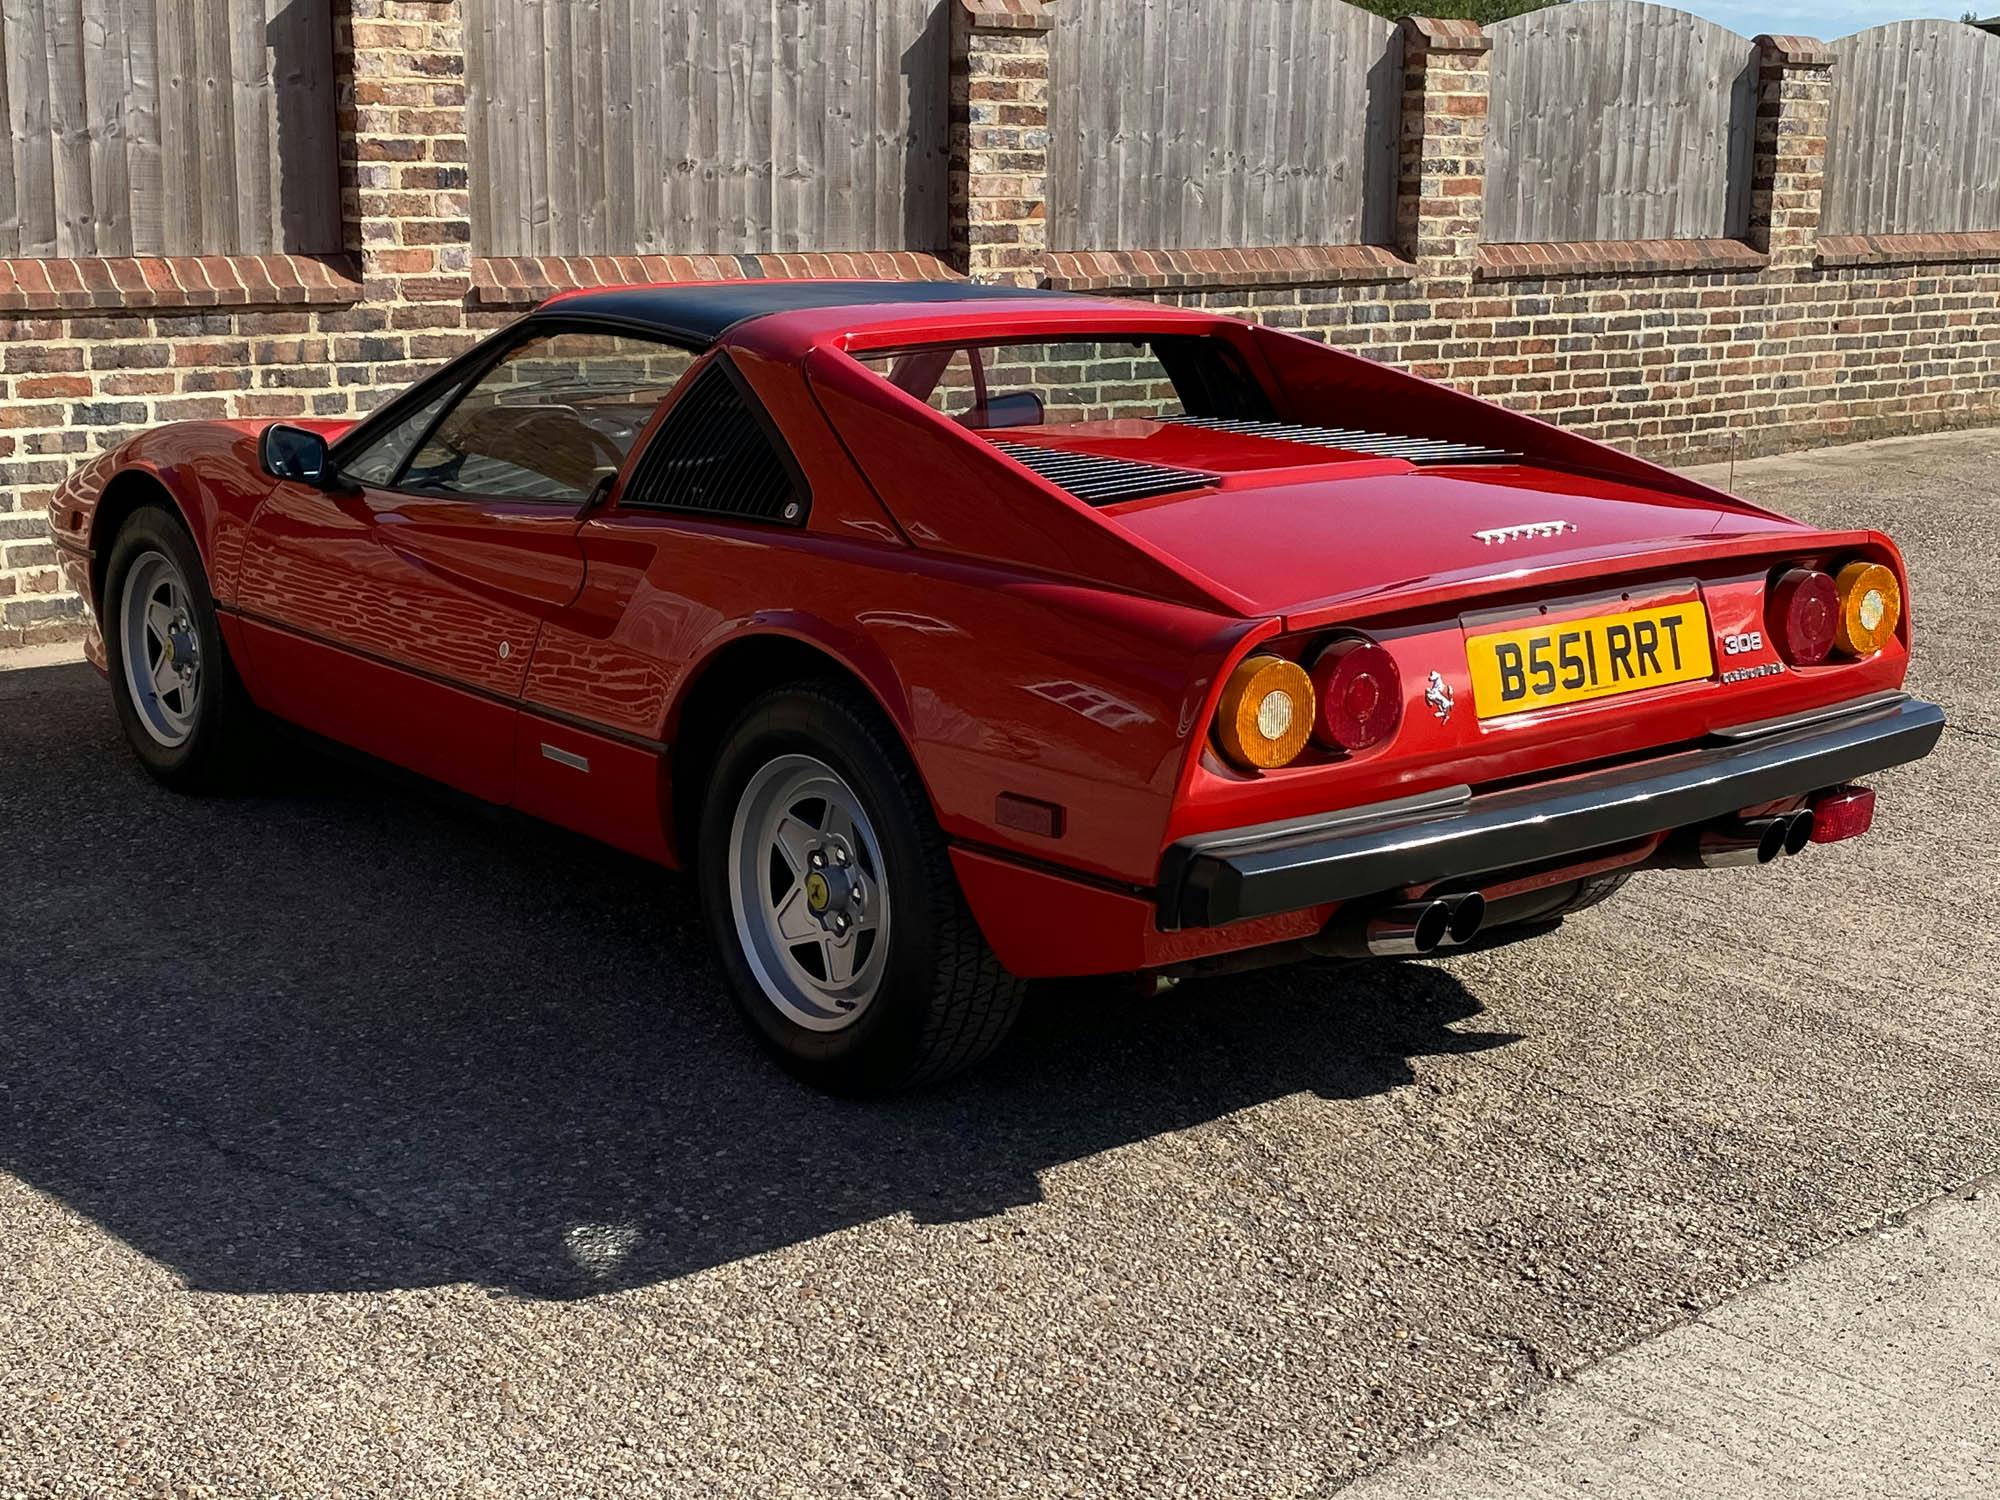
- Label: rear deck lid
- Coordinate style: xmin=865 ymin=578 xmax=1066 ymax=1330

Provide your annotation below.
xmin=1107 ymin=461 xmax=1803 ymax=622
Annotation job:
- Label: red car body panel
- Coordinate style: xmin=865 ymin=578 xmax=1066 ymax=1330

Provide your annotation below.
xmin=48 ymin=283 xmax=1935 ymax=978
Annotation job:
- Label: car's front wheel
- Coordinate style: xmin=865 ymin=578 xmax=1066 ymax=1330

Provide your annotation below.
xmin=102 ymin=503 xmax=253 ymax=791
xmin=698 ymin=683 xmax=1024 ymax=1093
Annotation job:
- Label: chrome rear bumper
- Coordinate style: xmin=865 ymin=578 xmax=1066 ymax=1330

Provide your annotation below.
xmin=1160 ymin=691 xmax=1945 ymax=929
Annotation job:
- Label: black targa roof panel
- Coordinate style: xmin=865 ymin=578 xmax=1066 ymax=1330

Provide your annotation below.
xmin=533 ymin=279 xmax=1076 ymax=345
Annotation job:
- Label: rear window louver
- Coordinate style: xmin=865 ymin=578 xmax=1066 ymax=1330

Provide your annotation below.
xmin=993 ymin=440 xmax=1215 ymax=506
xmin=1168 ymin=416 xmax=1517 ymax=464
xmin=622 ymin=362 xmax=805 ymax=523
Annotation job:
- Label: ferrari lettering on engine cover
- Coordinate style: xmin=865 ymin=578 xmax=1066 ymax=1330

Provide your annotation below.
xmin=1473 ymin=520 xmax=1577 ymax=545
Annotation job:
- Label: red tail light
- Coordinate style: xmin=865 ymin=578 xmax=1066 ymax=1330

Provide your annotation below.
xmin=1767 ymin=568 xmax=1838 ymax=665
xmin=1310 ymin=638 xmax=1403 ymax=752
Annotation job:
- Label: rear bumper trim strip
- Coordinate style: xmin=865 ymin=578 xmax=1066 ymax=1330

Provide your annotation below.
xmin=1161 ymin=692 xmax=1945 ymax=929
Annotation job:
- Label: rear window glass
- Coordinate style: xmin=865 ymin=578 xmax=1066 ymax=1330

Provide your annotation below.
xmin=854 ymin=335 xmax=1269 ymax=430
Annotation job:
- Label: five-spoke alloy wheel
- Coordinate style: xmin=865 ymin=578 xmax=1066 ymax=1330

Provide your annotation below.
xmin=103 ymin=503 xmax=251 ymax=790
xmin=700 ymin=683 xmax=1025 ymax=1093
xmin=118 ymin=549 xmax=203 ymax=747
xmin=726 ymin=753 xmax=892 ymax=1032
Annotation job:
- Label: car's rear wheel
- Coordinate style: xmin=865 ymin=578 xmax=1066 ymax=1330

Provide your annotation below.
xmin=103 ymin=504 xmax=253 ymax=791
xmin=699 ymin=683 xmax=1024 ymax=1094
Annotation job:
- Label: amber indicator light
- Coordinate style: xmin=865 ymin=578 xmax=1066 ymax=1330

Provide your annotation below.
xmin=1215 ymin=654 xmax=1315 ymax=771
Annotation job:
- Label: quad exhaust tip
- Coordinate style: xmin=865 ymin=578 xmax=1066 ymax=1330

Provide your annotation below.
xmin=1325 ymin=890 xmax=1487 ymax=958
xmin=1323 ymin=803 xmax=1822 ymax=964
xmin=1686 ymin=808 xmax=1815 ymax=869
xmin=1438 ymin=891 xmax=1487 ymax=946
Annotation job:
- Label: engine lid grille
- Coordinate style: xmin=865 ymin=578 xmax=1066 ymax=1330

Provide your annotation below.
xmin=1168 ymin=416 xmax=1517 ymax=465
xmin=993 ymin=440 xmax=1216 ymax=505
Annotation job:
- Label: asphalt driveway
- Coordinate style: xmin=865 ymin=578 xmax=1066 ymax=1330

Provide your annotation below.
xmin=2 ymin=430 xmax=1997 ymax=1497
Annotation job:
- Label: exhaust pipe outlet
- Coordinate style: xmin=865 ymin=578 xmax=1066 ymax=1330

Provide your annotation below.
xmin=1318 ymin=897 xmax=1455 ymax=958
xmin=1435 ymin=890 xmax=1487 ymax=947
xmin=1780 ymin=807 xmax=1815 ymax=856
xmin=1364 ymin=900 xmax=1454 ymax=956
xmin=1683 ymin=815 xmax=1791 ymax=869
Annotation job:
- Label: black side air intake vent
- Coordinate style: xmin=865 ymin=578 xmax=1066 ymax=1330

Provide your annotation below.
xmin=1168 ymin=416 xmax=1517 ymax=464
xmin=993 ymin=440 xmax=1215 ymax=506
xmin=622 ymin=361 xmax=807 ymax=524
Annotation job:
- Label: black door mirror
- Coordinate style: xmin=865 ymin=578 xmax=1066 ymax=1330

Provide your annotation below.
xmin=580 ymin=464 xmax=621 ymax=514
xmin=261 ymin=423 xmax=332 ymax=485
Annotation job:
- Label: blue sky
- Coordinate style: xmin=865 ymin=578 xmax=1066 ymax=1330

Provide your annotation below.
xmin=1672 ymin=0 xmax=1984 ymax=36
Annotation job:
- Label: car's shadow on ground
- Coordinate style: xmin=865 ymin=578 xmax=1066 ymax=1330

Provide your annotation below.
xmin=2 ymin=663 xmax=1519 ymax=1299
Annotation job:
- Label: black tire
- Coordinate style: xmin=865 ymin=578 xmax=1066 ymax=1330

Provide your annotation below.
xmin=1555 ymin=870 xmax=1633 ymax=917
xmin=698 ymin=681 xmax=1025 ymax=1094
xmin=101 ymin=503 xmax=254 ymax=792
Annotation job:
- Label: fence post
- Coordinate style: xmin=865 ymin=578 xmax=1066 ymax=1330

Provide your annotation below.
xmin=1747 ymin=35 xmax=1834 ymax=268
xmin=1396 ymin=18 xmax=1490 ymax=280
xmin=949 ymin=0 xmax=1053 ymax=286
xmin=338 ymin=0 xmax=473 ymax=316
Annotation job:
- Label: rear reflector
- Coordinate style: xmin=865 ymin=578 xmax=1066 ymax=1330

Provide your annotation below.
xmin=1809 ymin=784 xmax=1876 ymax=844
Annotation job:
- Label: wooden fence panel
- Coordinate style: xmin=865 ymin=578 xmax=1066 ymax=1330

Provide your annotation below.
xmin=1047 ymin=0 xmax=1399 ymax=252
xmin=467 ymin=0 xmax=950 ymax=258
xmin=1485 ymin=1 xmax=1755 ymax=244
xmin=1824 ymin=21 xmax=2000 ymax=236
xmin=0 ymin=0 xmax=339 ymax=256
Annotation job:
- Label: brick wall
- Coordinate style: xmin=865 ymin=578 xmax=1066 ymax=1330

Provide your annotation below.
xmin=949 ymin=0 xmax=1055 ymax=288
xmin=0 ymin=0 xmax=490 ymax=649
xmin=1044 ymin=22 xmax=1999 ymax=468
xmin=4 ymin=2 xmax=1998 ymax=647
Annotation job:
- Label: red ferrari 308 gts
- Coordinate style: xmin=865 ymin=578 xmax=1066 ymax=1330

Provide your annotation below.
xmin=50 ymin=279 xmax=1944 ymax=1091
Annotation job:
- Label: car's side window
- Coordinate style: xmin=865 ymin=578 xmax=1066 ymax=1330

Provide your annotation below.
xmin=398 ymin=330 xmax=698 ymax=504
xmin=338 ymin=386 xmax=462 ymax=488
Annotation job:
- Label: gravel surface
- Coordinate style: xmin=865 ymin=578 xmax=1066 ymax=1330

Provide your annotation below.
xmin=2 ymin=430 xmax=1996 ymax=1498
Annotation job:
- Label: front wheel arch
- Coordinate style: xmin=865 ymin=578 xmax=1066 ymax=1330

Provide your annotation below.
xmin=90 ymin=469 xmax=194 ymax=618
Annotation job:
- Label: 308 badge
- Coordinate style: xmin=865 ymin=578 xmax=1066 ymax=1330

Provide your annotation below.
xmin=1465 ymin=600 xmax=1715 ymax=719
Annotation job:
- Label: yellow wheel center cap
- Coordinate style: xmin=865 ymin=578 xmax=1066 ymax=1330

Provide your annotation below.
xmin=805 ymin=871 xmax=830 ymax=913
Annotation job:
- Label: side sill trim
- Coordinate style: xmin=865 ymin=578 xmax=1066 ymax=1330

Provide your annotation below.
xmin=222 ymin=603 xmax=669 ymax=755
xmin=948 ymin=835 xmax=1152 ymax=901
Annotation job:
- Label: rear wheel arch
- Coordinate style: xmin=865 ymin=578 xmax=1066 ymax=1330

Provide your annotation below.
xmin=667 ymin=630 xmax=924 ymax=864
xmin=695 ymin=676 xmax=1025 ymax=1091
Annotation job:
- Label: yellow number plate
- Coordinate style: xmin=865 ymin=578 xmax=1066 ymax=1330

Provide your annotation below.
xmin=1466 ymin=600 xmax=1714 ymax=719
